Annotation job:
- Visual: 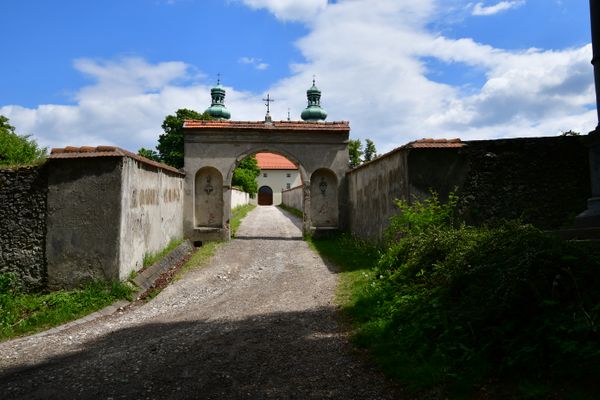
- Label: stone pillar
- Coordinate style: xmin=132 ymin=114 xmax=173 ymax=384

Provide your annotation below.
xmin=575 ymin=1 xmax=600 ymax=227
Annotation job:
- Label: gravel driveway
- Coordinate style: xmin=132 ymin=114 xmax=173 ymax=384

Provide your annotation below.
xmin=0 ymin=206 xmax=403 ymax=399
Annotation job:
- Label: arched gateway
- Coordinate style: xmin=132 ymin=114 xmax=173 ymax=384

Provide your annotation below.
xmin=183 ymin=119 xmax=350 ymax=241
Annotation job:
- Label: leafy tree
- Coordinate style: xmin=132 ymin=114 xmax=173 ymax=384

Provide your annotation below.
xmin=561 ymin=130 xmax=581 ymax=136
xmin=154 ymin=109 xmax=212 ymax=168
xmin=0 ymin=115 xmax=47 ymax=166
xmin=348 ymin=139 xmax=363 ymax=168
xmin=232 ymin=156 xmax=260 ymax=196
xmin=137 ymin=147 xmax=161 ymax=162
xmin=364 ymin=138 xmax=377 ymax=162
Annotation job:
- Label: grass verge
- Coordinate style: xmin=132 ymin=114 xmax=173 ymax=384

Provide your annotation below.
xmin=231 ymin=204 xmax=256 ymax=237
xmin=308 ymin=223 xmax=600 ymax=398
xmin=142 ymin=238 xmax=184 ymax=268
xmin=0 ymin=276 xmax=133 ymax=342
xmin=278 ymin=204 xmax=303 ymax=219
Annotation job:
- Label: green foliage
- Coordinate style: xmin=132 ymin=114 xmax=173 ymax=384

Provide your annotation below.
xmin=232 ymin=156 xmax=260 ymax=195
xmin=310 ymin=194 xmax=600 ymax=397
xmin=278 ymin=204 xmax=303 ymax=219
xmin=230 ymin=204 xmax=256 ymax=237
xmin=561 ymin=130 xmax=581 ymax=136
xmin=137 ymin=147 xmax=161 ymax=162
xmin=348 ymin=139 xmax=363 ymax=168
xmin=0 ymin=275 xmax=133 ymax=341
xmin=0 ymin=115 xmax=47 ymax=166
xmin=386 ymin=192 xmax=458 ymax=239
xmin=155 ymin=109 xmax=212 ymax=168
xmin=142 ymin=238 xmax=184 ymax=268
xmin=364 ymin=138 xmax=377 ymax=162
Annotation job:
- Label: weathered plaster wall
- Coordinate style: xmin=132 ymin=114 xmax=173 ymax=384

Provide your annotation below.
xmin=231 ymin=188 xmax=250 ymax=209
xmin=119 ymin=157 xmax=184 ymax=279
xmin=346 ymin=136 xmax=590 ymax=242
xmin=46 ymin=158 xmax=122 ymax=289
xmin=0 ymin=166 xmax=47 ymax=291
xmin=282 ymin=185 xmax=303 ymax=211
xmin=346 ymin=150 xmax=409 ymax=241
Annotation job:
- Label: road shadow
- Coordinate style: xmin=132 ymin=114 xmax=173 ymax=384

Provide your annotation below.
xmin=0 ymin=308 xmax=403 ymax=400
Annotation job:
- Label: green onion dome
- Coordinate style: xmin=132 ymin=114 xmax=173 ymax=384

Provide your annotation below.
xmin=301 ymin=78 xmax=327 ymax=122
xmin=205 ymin=80 xmax=231 ymax=120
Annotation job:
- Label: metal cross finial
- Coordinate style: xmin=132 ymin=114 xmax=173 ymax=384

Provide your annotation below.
xmin=217 ymin=73 xmax=221 ymax=85
xmin=287 ymin=108 xmax=291 ymax=121
xmin=312 ymin=74 xmax=316 ymax=86
xmin=263 ymin=94 xmax=274 ymax=114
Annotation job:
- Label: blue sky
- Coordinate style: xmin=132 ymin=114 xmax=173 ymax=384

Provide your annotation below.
xmin=0 ymin=0 xmax=595 ymax=153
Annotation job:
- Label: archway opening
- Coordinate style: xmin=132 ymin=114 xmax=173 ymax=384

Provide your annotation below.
xmin=229 ymin=150 xmax=305 ymax=209
xmin=258 ymin=186 xmax=273 ymax=205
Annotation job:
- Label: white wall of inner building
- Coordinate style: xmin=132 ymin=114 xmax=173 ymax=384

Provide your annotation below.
xmin=254 ymin=169 xmax=302 ymax=205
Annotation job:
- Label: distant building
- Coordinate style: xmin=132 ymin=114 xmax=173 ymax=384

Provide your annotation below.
xmin=255 ymin=152 xmax=302 ymax=205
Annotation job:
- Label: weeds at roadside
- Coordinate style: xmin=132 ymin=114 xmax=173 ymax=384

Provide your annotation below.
xmin=0 ymin=273 xmax=133 ymax=341
xmin=308 ymin=193 xmax=600 ymax=399
xmin=231 ymin=204 xmax=256 ymax=237
xmin=278 ymin=204 xmax=303 ymax=219
xmin=142 ymin=238 xmax=184 ymax=268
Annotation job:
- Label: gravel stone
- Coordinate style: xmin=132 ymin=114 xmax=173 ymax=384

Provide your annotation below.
xmin=0 ymin=206 xmax=404 ymax=399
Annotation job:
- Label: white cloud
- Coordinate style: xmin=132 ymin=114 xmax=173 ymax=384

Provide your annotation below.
xmin=472 ymin=1 xmax=525 ymax=16
xmin=239 ymin=0 xmax=327 ymax=22
xmin=238 ymin=57 xmax=269 ymax=70
xmin=0 ymin=0 xmax=595 ymax=155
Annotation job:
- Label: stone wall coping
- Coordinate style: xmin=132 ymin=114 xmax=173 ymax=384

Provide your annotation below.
xmin=49 ymin=146 xmax=184 ymax=176
xmin=183 ymin=119 xmax=350 ymax=132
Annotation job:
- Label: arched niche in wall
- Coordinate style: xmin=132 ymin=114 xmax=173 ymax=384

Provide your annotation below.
xmin=194 ymin=167 xmax=224 ymax=228
xmin=310 ymin=168 xmax=338 ymax=227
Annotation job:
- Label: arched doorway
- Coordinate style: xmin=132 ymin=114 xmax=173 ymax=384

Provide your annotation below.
xmin=258 ymin=186 xmax=273 ymax=205
xmin=183 ymin=120 xmax=350 ymax=241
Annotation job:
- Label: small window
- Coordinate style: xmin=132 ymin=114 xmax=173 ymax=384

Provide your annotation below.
xmin=263 ymin=172 xmax=268 ymax=177
xmin=286 ymin=183 xmax=291 ymax=189
xmin=286 ymin=173 xmax=291 ymax=178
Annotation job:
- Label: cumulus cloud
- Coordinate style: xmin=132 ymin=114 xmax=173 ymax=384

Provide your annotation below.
xmin=239 ymin=0 xmax=328 ymax=22
xmin=238 ymin=57 xmax=269 ymax=70
xmin=472 ymin=1 xmax=525 ymax=16
xmin=1 ymin=0 xmax=595 ymax=154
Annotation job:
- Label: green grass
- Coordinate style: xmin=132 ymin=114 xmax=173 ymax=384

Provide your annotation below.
xmin=230 ymin=204 xmax=256 ymax=237
xmin=175 ymin=241 xmax=222 ymax=280
xmin=0 ymin=276 xmax=133 ymax=341
xmin=278 ymin=204 xmax=303 ymax=219
xmin=142 ymin=238 xmax=184 ymax=268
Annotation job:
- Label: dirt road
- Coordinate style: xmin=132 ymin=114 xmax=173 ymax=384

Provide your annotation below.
xmin=0 ymin=206 xmax=402 ymax=399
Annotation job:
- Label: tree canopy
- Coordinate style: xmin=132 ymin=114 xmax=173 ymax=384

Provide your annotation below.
xmin=0 ymin=115 xmax=47 ymax=167
xmin=232 ymin=156 xmax=260 ymax=196
xmin=364 ymin=139 xmax=377 ymax=162
xmin=155 ymin=109 xmax=211 ymax=168
xmin=348 ymin=139 xmax=363 ymax=168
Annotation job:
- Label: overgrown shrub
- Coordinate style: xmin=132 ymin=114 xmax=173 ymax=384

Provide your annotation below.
xmin=351 ymin=194 xmax=600 ymax=393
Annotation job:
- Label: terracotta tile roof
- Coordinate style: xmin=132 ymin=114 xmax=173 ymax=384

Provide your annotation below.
xmin=405 ymin=138 xmax=464 ymax=148
xmin=183 ymin=120 xmax=350 ymax=131
xmin=255 ymin=152 xmax=298 ymax=170
xmin=49 ymin=146 xmax=183 ymax=175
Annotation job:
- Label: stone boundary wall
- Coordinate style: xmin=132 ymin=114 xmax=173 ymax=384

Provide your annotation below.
xmin=0 ymin=165 xmax=47 ymax=291
xmin=282 ymin=185 xmax=303 ymax=212
xmin=231 ymin=188 xmax=250 ymax=209
xmin=346 ymin=136 xmax=590 ymax=242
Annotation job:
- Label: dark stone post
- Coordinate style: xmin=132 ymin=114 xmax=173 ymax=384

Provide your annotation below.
xmin=575 ymin=1 xmax=600 ymax=227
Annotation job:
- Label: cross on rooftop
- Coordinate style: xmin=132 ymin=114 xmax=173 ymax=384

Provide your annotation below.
xmin=263 ymin=94 xmax=275 ymax=122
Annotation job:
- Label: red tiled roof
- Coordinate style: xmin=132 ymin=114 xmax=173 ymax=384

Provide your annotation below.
xmin=405 ymin=138 xmax=464 ymax=148
xmin=255 ymin=152 xmax=298 ymax=170
xmin=183 ymin=120 xmax=350 ymax=131
xmin=49 ymin=146 xmax=183 ymax=175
